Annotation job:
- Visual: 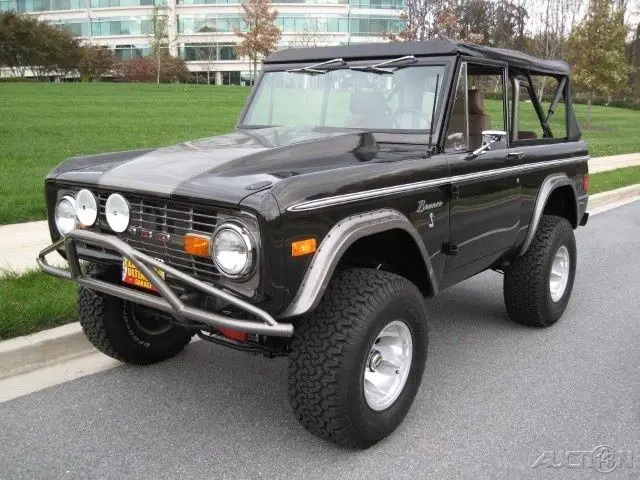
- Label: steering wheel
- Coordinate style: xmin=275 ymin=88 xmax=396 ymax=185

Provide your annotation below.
xmin=392 ymin=108 xmax=431 ymax=129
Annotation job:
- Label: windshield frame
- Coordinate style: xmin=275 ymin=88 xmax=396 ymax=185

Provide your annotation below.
xmin=237 ymin=56 xmax=456 ymax=144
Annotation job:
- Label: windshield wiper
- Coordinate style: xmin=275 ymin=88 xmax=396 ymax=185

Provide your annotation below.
xmin=350 ymin=55 xmax=417 ymax=75
xmin=286 ymin=58 xmax=346 ymax=75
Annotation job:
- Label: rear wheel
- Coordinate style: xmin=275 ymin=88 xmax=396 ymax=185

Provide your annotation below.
xmin=77 ymin=266 xmax=192 ymax=364
xmin=504 ymin=215 xmax=577 ymax=327
xmin=288 ymin=268 xmax=428 ymax=448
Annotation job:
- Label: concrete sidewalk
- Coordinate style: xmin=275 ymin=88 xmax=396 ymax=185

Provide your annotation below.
xmin=1 ymin=153 xmax=640 ymax=275
xmin=588 ymin=152 xmax=640 ymax=173
xmin=0 ymin=221 xmax=66 ymax=274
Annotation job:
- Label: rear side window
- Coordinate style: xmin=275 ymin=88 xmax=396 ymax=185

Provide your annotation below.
xmin=510 ymin=73 xmax=568 ymax=143
xmin=536 ymin=76 xmax=568 ymax=139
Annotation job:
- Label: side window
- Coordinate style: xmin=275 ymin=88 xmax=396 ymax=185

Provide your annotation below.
xmin=445 ymin=62 xmax=468 ymax=152
xmin=536 ymin=76 xmax=568 ymax=139
xmin=467 ymin=70 xmax=506 ymax=149
xmin=515 ymin=83 xmax=544 ymax=140
xmin=510 ymin=74 xmax=569 ymax=142
xmin=446 ymin=63 xmax=507 ymax=152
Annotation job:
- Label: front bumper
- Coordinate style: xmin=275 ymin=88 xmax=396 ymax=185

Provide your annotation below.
xmin=37 ymin=230 xmax=294 ymax=337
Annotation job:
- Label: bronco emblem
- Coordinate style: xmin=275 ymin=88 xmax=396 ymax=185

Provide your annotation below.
xmin=416 ymin=200 xmax=444 ymax=214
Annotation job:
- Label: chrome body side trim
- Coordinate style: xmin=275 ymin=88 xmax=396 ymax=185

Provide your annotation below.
xmin=287 ymin=156 xmax=589 ymax=212
xmin=519 ymin=173 xmax=579 ymax=256
xmin=37 ymin=230 xmax=294 ymax=337
xmin=279 ymin=209 xmax=437 ymax=319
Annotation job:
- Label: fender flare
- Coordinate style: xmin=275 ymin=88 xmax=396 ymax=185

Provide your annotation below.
xmin=279 ymin=209 xmax=438 ymax=319
xmin=520 ymin=173 xmax=578 ymax=256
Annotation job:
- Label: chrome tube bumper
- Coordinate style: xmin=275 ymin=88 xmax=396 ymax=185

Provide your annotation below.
xmin=37 ymin=230 xmax=294 ymax=337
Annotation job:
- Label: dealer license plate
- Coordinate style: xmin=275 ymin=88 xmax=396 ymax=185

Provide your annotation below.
xmin=122 ymin=258 xmax=165 ymax=292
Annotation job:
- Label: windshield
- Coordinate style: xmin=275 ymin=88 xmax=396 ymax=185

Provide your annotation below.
xmin=242 ymin=65 xmax=446 ymax=132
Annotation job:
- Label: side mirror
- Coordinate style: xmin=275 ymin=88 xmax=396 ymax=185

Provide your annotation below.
xmin=465 ymin=130 xmax=507 ymax=159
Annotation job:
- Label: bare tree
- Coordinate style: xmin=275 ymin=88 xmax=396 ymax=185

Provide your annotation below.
xmin=234 ymin=0 xmax=281 ymax=85
xmin=387 ymin=0 xmax=439 ymax=41
xmin=193 ymin=38 xmax=218 ymax=84
xmin=533 ymin=0 xmax=583 ymax=97
xmin=149 ymin=4 xmax=170 ymax=84
xmin=292 ymin=18 xmax=324 ymax=47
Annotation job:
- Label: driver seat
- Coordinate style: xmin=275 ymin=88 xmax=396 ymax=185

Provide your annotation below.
xmin=344 ymin=91 xmax=391 ymax=129
xmin=468 ymin=89 xmax=491 ymax=149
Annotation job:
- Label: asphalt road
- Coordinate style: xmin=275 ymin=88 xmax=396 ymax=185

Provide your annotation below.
xmin=1 ymin=201 xmax=639 ymax=480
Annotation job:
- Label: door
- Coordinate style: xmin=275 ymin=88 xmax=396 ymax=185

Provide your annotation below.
xmin=444 ymin=61 xmax=522 ymax=272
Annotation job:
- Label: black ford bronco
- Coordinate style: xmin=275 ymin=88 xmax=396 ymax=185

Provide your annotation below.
xmin=39 ymin=40 xmax=589 ymax=448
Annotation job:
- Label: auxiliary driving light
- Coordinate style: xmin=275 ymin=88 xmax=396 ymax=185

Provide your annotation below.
xmin=105 ymin=193 xmax=130 ymax=233
xmin=76 ymin=189 xmax=98 ymax=227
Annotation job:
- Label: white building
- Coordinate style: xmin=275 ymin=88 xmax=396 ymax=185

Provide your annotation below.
xmin=0 ymin=0 xmax=405 ymax=84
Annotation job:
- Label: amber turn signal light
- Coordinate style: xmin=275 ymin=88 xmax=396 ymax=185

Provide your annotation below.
xmin=183 ymin=233 xmax=212 ymax=257
xmin=291 ymin=238 xmax=317 ymax=257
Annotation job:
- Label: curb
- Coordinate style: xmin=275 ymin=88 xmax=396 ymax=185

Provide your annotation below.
xmin=0 ymin=322 xmax=95 ymax=380
xmin=587 ymin=184 xmax=640 ymax=214
xmin=0 ymin=183 xmax=638 ymax=381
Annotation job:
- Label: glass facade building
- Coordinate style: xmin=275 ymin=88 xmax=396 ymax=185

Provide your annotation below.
xmin=1 ymin=0 xmax=404 ymax=83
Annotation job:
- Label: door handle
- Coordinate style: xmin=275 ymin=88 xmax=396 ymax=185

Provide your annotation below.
xmin=507 ymin=151 xmax=525 ymax=160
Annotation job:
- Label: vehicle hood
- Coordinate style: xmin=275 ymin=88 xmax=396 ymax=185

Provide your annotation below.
xmin=49 ymin=126 xmax=385 ymax=206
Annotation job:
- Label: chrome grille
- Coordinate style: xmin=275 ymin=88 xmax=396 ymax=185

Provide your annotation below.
xmin=95 ymin=193 xmax=223 ymax=284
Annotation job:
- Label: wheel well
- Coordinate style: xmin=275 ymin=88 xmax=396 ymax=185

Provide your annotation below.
xmin=543 ymin=186 xmax=577 ymax=228
xmin=337 ymin=229 xmax=433 ymax=296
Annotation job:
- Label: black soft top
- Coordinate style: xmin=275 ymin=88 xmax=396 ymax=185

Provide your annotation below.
xmin=265 ymin=39 xmax=570 ymax=76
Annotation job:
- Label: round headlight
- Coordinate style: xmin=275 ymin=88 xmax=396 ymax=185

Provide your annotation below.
xmin=76 ymin=189 xmax=98 ymax=227
xmin=105 ymin=193 xmax=130 ymax=233
xmin=212 ymin=223 xmax=255 ymax=278
xmin=54 ymin=195 xmax=77 ymax=236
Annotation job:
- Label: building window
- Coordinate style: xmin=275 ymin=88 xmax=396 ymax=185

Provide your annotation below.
xmin=90 ymin=0 xmax=162 ymax=8
xmin=51 ymin=20 xmax=90 ymax=36
xmin=13 ymin=0 xmax=85 ymax=11
xmin=178 ymin=43 xmax=238 ymax=61
xmin=349 ymin=14 xmax=403 ymax=35
xmin=177 ymin=15 xmax=243 ymax=34
xmin=221 ymin=71 xmax=242 ymax=85
xmin=176 ymin=0 xmax=348 ymax=4
xmin=114 ymin=44 xmax=150 ymax=59
xmin=349 ymin=0 xmax=403 ymax=8
xmin=91 ymin=17 xmax=153 ymax=36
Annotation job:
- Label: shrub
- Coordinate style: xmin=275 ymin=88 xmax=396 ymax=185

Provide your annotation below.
xmin=117 ymin=55 xmax=189 ymax=83
xmin=77 ymin=46 xmax=116 ymax=81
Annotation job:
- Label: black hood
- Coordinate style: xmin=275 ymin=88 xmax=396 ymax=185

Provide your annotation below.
xmin=48 ymin=126 xmax=384 ymax=206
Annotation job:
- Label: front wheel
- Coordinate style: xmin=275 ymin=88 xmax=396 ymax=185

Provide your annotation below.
xmin=77 ymin=283 xmax=193 ymax=365
xmin=504 ymin=215 xmax=577 ymax=327
xmin=288 ymin=268 xmax=428 ymax=449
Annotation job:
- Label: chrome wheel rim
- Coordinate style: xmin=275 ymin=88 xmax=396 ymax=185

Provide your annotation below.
xmin=363 ymin=320 xmax=413 ymax=411
xmin=549 ymin=245 xmax=570 ymax=302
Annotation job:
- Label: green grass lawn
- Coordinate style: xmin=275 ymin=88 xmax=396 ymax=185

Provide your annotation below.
xmin=589 ymin=165 xmax=640 ymax=194
xmin=1 ymin=82 xmax=640 ymax=225
xmin=0 ymin=83 xmax=250 ymax=225
xmin=0 ymin=270 xmax=77 ymax=340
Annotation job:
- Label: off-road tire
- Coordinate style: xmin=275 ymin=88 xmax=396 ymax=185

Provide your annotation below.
xmin=504 ymin=215 xmax=577 ymax=327
xmin=288 ymin=268 xmax=428 ymax=449
xmin=77 ymin=266 xmax=192 ymax=365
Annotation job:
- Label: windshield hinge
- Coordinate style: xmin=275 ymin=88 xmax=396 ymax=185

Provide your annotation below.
xmin=286 ymin=58 xmax=346 ymax=75
xmin=350 ymin=55 xmax=417 ymax=75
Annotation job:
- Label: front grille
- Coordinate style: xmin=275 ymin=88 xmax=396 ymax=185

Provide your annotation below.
xmin=93 ymin=192 xmax=226 ymax=284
